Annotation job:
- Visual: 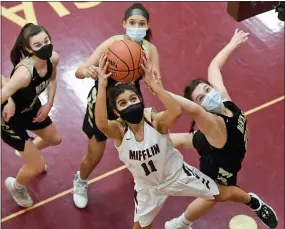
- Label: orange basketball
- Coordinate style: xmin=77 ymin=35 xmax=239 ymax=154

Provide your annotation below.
xmin=104 ymin=40 xmax=145 ymax=83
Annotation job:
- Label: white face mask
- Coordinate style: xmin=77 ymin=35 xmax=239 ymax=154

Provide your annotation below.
xmin=201 ymin=89 xmax=223 ymax=113
xmin=126 ymin=27 xmax=147 ymax=42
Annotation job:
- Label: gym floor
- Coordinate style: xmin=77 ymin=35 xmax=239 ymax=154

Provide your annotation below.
xmin=1 ymin=2 xmax=284 ymax=229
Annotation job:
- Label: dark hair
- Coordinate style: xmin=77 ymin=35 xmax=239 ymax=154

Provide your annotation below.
xmin=10 ymin=23 xmax=51 ymax=67
xmin=124 ymin=3 xmax=152 ymax=41
xmin=184 ymin=78 xmax=212 ymax=101
xmin=108 ymin=83 xmax=142 ymax=112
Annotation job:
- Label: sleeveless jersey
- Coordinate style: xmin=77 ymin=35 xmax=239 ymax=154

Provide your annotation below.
xmin=10 ymin=57 xmax=53 ymax=114
xmin=115 ymin=108 xmax=184 ymax=187
xmin=193 ymin=101 xmax=248 ymax=174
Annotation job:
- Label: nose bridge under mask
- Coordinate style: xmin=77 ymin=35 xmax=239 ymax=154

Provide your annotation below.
xmin=201 ymin=89 xmax=223 ymax=113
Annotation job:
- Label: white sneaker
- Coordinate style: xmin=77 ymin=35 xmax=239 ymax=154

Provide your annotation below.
xmin=5 ymin=177 xmax=33 ymax=208
xmin=165 ymin=217 xmax=193 ymax=229
xmin=73 ymin=171 xmax=88 ymax=208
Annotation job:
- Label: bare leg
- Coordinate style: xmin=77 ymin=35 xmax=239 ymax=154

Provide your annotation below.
xmin=133 ymin=222 xmax=152 ymax=229
xmin=79 ymin=137 xmax=106 ymax=180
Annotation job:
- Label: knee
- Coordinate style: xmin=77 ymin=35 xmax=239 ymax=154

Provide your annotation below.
xmin=214 ymin=186 xmax=231 ymax=202
xmin=49 ymin=133 xmax=62 ymax=146
xmin=31 ymin=157 xmax=46 ymax=174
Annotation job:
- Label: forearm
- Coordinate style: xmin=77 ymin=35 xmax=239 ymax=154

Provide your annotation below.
xmin=209 ymin=42 xmax=237 ymax=70
xmin=167 ymin=91 xmax=200 ymax=116
xmin=152 ymin=84 xmax=181 ymax=115
xmin=1 ymin=76 xmax=8 ymax=88
xmin=47 ymin=80 xmax=57 ymax=106
xmin=95 ymin=81 xmax=108 ymax=130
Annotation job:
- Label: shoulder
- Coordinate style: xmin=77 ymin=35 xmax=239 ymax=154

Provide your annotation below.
xmin=11 ymin=65 xmax=32 ymax=87
xmin=111 ymin=34 xmax=124 ymax=41
xmin=13 ymin=65 xmax=32 ymax=79
xmin=50 ymin=51 xmax=59 ymax=67
xmin=96 ymin=35 xmax=122 ymax=50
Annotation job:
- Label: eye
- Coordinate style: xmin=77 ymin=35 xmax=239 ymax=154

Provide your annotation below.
xmin=199 ymin=95 xmax=205 ymax=103
xmin=131 ymin=96 xmax=137 ymax=102
xmin=139 ymin=22 xmax=146 ymax=27
xmin=206 ymin=87 xmax=210 ymax=93
xmin=119 ymin=101 xmax=126 ymax=107
xmin=129 ymin=21 xmax=135 ymax=25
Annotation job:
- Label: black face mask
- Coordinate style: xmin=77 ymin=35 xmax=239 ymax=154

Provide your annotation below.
xmin=33 ymin=44 xmax=53 ymax=60
xmin=119 ymin=102 xmax=144 ymax=124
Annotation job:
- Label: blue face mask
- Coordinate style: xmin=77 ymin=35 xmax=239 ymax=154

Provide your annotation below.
xmin=126 ymin=27 xmax=147 ymax=42
xmin=201 ymin=89 xmax=223 ymax=113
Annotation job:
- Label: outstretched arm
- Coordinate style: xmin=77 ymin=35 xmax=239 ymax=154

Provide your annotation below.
xmin=168 ymin=91 xmax=226 ymax=148
xmin=208 ymin=29 xmax=249 ymax=101
xmin=95 ymin=54 xmax=122 ymax=141
xmin=142 ymin=56 xmax=182 ymax=135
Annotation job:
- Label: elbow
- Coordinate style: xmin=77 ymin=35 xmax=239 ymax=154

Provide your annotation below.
xmin=75 ymin=67 xmax=84 ymax=79
xmin=96 ymin=120 xmax=107 ymax=133
xmin=174 ymin=105 xmax=183 ymax=118
xmin=208 ymin=62 xmax=222 ymax=71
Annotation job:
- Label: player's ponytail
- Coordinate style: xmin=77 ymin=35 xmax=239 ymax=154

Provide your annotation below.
xmin=10 ymin=23 xmax=33 ymax=67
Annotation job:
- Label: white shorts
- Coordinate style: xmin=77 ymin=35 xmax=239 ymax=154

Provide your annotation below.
xmin=134 ymin=162 xmax=219 ymax=227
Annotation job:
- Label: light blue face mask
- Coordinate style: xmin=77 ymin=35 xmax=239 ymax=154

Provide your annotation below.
xmin=126 ymin=27 xmax=147 ymax=42
xmin=201 ymin=89 xmax=223 ymax=113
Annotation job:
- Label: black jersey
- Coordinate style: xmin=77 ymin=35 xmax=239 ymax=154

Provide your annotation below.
xmin=10 ymin=57 xmax=53 ymax=114
xmin=193 ymin=101 xmax=248 ymax=174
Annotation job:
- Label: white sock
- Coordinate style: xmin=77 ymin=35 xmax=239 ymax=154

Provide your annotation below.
xmin=14 ymin=181 xmax=25 ymax=190
xmin=78 ymin=172 xmax=87 ymax=183
xmin=179 ymin=213 xmax=192 ymax=226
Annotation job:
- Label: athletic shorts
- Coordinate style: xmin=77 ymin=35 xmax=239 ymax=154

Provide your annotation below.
xmin=133 ymin=162 xmax=219 ymax=227
xmin=1 ymin=98 xmax=52 ymax=151
xmin=199 ymin=157 xmax=238 ymax=186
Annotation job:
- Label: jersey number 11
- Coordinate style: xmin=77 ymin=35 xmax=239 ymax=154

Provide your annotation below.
xmin=141 ymin=160 xmax=157 ymax=176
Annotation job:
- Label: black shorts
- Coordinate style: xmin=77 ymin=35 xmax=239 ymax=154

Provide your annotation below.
xmin=82 ymin=81 xmax=142 ymax=141
xmin=199 ymin=157 xmax=238 ymax=186
xmin=82 ymin=85 xmax=118 ymax=141
xmin=1 ymin=99 xmax=52 ymax=151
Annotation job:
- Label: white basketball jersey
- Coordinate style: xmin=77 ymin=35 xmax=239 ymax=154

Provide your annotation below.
xmin=115 ymin=112 xmax=183 ymax=186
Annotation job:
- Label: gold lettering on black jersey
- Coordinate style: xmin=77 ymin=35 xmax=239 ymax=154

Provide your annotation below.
xmin=35 ymin=80 xmax=50 ymax=94
xmin=237 ymin=113 xmax=248 ymax=150
xmin=216 ymin=167 xmax=233 ymax=185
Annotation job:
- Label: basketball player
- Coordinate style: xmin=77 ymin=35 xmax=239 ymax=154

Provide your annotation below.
xmin=164 ymin=29 xmax=278 ymax=228
xmin=94 ymin=53 xmax=274 ymax=229
xmin=1 ymin=23 xmax=62 ymax=207
xmin=73 ymin=3 xmax=160 ymax=208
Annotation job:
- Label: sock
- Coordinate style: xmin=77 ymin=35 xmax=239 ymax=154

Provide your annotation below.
xmin=14 ymin=181 xmax=25 ymax=190
xmin=179 ymin=213 xmax=193 ymax=226
xmin=78 ymin=172 xmax=87 ymax=183
xmin=246 ymin=196 xmax=261 ymax=210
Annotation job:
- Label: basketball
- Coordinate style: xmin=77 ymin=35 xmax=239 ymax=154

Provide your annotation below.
xmin=104 ymin=40 xmax=145 ymax=83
